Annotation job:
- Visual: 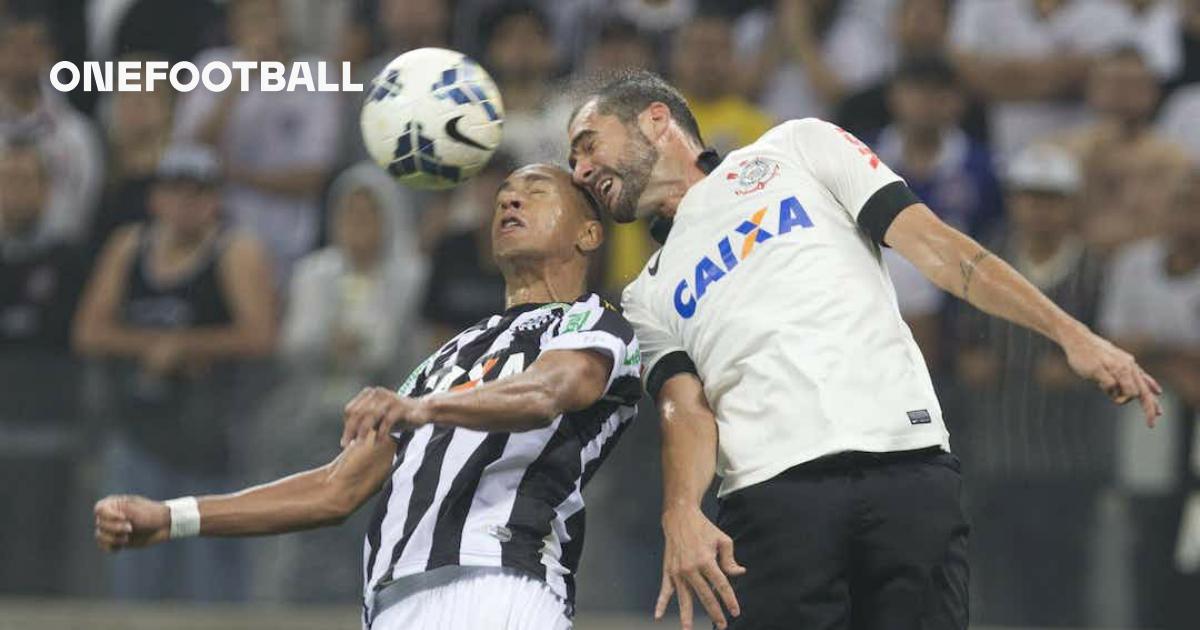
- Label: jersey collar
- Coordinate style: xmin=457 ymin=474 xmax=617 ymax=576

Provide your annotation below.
xmin=649 ymin=148 xmax=722 ymax=245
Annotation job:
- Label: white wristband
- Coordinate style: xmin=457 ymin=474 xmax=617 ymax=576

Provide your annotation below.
xmin=165 ymin=497 xmax=201 ymax=539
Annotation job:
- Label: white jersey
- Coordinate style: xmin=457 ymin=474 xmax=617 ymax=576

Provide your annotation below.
xmin=623 ymin=118 xmax=949 ymax=496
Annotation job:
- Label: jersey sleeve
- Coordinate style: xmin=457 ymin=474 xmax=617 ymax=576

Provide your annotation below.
xmin=542 ymin=293 xmax=641 ymax=402
xmin=621 ymin=275 xmax=693 ymax=398
xmin=788 ymin=118 xmax=920 ymax=245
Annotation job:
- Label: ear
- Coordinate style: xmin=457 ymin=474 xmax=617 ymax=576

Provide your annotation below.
xmin=637 ymin=102 xmax=673 ymax=143
xmin=575 ymin=219 xmax=603 ymax=255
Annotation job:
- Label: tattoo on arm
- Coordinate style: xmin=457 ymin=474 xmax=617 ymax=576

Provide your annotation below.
xmin=960 ymin=249 xmax=992 ymax=300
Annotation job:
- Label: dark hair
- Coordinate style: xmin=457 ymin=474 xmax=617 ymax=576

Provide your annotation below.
xmin=576 ymin=69 xmax=704 ymax=146
xmin=893 ymin=54 xmax=960 ymax=89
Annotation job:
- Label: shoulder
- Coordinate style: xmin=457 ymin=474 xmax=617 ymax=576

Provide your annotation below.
xmin=218 ymin=230 xmax=271 ymax=275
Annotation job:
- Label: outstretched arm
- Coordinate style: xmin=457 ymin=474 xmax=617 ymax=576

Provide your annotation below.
xmin=340 ymin=349 xmax=613 ymax=445
xmin=885 ymin=203 xmax=1163 ymax=424
xmin=95 ymin=432 xmax=395 ymax=551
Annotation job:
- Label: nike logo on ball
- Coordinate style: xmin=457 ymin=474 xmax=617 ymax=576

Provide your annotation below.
xmin=445 ymin=115 xmax=490 ymax=151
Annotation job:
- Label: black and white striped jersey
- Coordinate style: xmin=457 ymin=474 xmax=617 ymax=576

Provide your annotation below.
xmin=362 ymin=293 xmax=641 ymax=617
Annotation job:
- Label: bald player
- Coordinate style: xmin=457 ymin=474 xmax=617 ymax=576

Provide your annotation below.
xmin=95 ymin=164 xmax=642 ymax=630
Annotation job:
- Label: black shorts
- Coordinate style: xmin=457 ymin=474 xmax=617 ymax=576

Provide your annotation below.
xmin=717 ymin=448 xmax=969 ymax=630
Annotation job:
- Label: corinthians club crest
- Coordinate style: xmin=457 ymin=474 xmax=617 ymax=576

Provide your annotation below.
xmin=726 ymin=157 xmax=781 ymax=196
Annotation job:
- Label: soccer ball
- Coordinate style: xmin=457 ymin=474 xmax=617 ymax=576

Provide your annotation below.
xmin=360 ymin=48 xmax=504 ymax=190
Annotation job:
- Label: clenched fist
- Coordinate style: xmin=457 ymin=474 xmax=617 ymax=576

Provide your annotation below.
xmin=94 ymin=495 xmax=170 ymax=552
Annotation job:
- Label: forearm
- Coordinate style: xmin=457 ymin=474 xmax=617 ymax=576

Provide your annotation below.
xmin=932 ymin=236 xmax=1081 ymax=344
xmin=198 ymin=467 xmax=351 ymax=536
xmin=421 ymin=372 xmax=563 ymax=433
xmin=658 ymin=375 xmax=719 ymax=515
xmin=76 ymin=324 xmax=167 ymax=358
xmin=198 ymin=438 xmax=394 ymax=536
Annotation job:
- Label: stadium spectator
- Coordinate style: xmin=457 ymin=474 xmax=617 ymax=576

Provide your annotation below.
xmin=73 ymin=145 xmax=275 ymax=601
xmin=1054 ymin=47 xmax=1191 ymax=255
xmin=89 ymin=55 xmax=174 ymax=258
xmin=1100 ymin=173 xmax=1200 ymax=410
xmin=173 ymin=0 xmax=341 ymax=287
xmin=951 ymin=0 xmax=1132 ymax=160
xmin=835 ymin=0 xmax=991 ymax=143
xmin=421 ymin=154 xmax=514 ymax=347
xmin=735 ymin=0 xmax=895 ymax=120
xmin=1099 ymin=172 xmax=1200 ymax=629
xmin=0 ymin=136 xmax=87 ymax=595
xmin=280 ymin=162 xmax=426 ymax=395
xmin=954 ymin=143 xmax=1112 ymax=626
xmin=0 ymin=136 xmax=86 ymax=350
xmin=0 ymin=8 xmax=103 ymax=245
xmin=481 ymin=2 xmax=564 ymax=164
xmin=248 ymin=161 xmax=426 ymax=603
xmin=873 ymin=55 xmax=1004 ymax=365
xmin=669 ymin=13 xmax=774 ymax=155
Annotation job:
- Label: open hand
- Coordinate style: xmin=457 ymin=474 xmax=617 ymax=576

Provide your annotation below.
xmin=1060 ymin=325 xmax=1163 ymax=426
xmin=94 ymin=495 xmax=170 ymax=552
xmin=656 ymin=507 xmax=746 ymax=630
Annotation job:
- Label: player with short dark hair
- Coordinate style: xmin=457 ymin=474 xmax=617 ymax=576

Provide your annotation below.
xmin=565 ymin=69 xmax=1162 ymax=630
xmin=95 ymin=164 xmax=640 ymax=630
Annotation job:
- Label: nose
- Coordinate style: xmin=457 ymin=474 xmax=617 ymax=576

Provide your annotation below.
xmin=572 ymin=158 xmax=594 ymax=187
xmin=499 ymin=192 xmax=522 ymax=211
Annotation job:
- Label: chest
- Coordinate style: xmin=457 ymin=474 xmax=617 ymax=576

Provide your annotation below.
xmin=415 ymin=307 xmax=566 ymax=397
xmin=647 ymin=161 xmax=860 ymax=321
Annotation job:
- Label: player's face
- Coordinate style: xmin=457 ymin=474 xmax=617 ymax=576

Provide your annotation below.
xmin=568 ymin=100 xmax=659 ymax=223
xmin=492 ymin=165 xmax=599 ymax=263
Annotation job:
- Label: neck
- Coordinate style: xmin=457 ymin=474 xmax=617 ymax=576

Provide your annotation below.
xmin=501 ymin=257 xmax=587 ymax=309
xmin=655 ymin=143 xmax=709 ymax=220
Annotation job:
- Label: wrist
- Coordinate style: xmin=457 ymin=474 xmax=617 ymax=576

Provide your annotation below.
xmin=412 ymin=396 xmax=436 ymax=427
xmin=662 ymin=501 xmax=704 ymax=524
xmin=1051 ymin=317 xmax=1090 ymax=348
xmin=164 ymin=496 xmax=200 ymax=538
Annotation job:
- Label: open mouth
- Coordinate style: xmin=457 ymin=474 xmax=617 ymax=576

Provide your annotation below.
xmin=498 ymin=213 xmax=525 ymax=233
xmin=597 ymin=176 xmax=616 ymax=207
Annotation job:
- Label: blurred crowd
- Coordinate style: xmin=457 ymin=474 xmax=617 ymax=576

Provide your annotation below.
xmin=1 ymin=0 xmax=1198 ymax=627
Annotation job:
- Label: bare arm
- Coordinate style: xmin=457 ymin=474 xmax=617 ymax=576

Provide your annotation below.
xmin=73 ymin=226 xmax=164 ymax=357
xmin=174 ymin=233 xmax=277 ymax=360
xmin=654 ymin=373 xmax=744 ymax=630
xmin=95 ymin=433 xmax=396 ymax=550
xmin=340 ymin=349 xmax=613 ymax=446
xmin=885 ymin=203 xmax=1162 ymax=423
